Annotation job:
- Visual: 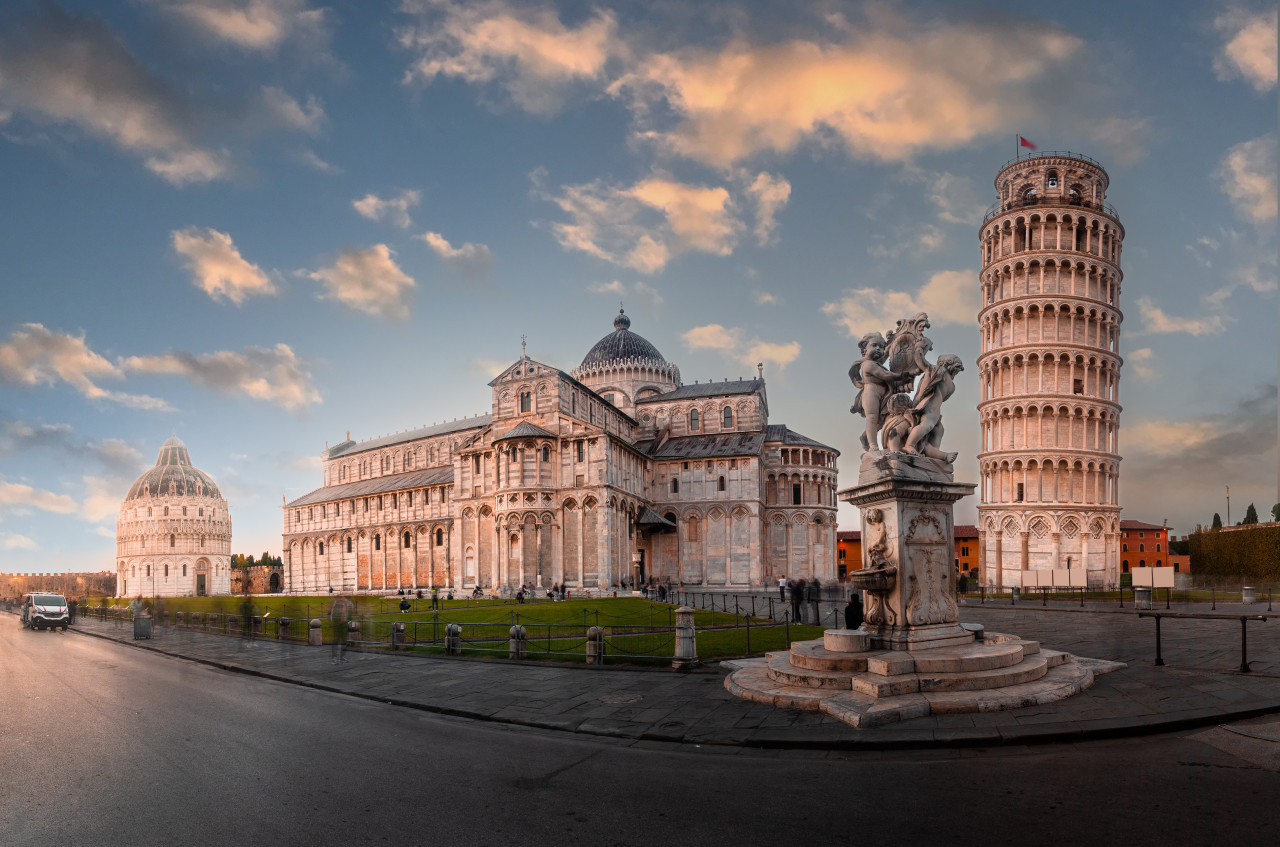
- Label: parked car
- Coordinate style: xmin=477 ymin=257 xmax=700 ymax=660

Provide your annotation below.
xmin=21 ymin=593 xmax=70 ymax=631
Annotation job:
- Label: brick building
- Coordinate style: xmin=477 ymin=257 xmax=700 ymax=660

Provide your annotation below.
xmin=1119 ymin=519 xmax=1168 ymax=571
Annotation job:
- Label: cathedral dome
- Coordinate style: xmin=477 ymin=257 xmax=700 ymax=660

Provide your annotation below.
xmin=124 ymin=434 xmax=223 ymax=500
xmin=580 ymin=309 xmax=668 ymax=368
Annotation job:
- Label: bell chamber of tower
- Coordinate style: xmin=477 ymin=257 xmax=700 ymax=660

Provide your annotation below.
xmin=975 ymin=152 xmax=1124 ymax=590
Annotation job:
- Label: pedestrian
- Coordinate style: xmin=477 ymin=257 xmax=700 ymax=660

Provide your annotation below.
xmin=399 ymin=597 xmax=411 ymax=613
xmin=789 ymin=580 xmax=803 ymax=623
xmin=67 ymin=598 xmax=77 ymax=626
xmin=810 ymin=577 xmax=822 ymax=624
xmin=516 ymin=588 xmax=525 ymax=604
xmin=560 ymin=583 xmax=567 ymax=600
xmin=844 ymin=592 xmax=864 ymax=630
xmin=431 ymin=587 xmax=439 ymax=610
xmin=778 ymin=575 xmax=787 ymax=602
xmin=657 ymin=584 xmax=667 ymax=603
xmin=329 ymin=594 xmax=353 ymax=663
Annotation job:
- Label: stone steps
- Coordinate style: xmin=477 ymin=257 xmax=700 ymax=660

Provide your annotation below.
xmin=789 ymin=641 xmax=871 ymax=672
xmin=924 ymin=660 xmax=1093 ymax=714
xmin=909 ymin=641 xmax=1027 ymax=674
xmin=766 ymin=652 xmax=854 ymax=689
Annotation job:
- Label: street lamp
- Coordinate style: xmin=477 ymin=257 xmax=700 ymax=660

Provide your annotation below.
xmin=1226 ymin=485 xmax=1231 ymax=526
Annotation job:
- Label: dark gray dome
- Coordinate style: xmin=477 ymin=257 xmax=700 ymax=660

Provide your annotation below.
xmin=125 ymin=435 xmax=222 ymax=501
xmin=580 ymin=309 xmax=667 ymax=367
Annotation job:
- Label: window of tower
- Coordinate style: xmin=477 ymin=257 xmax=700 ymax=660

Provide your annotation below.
xmin=1016 ymin=483 xmax=1025 ymax=502
xmin=1073 ymin=379 xmax=1084 ymax=395
xmin=1047 ymin=170 xmax=1059 ymax=188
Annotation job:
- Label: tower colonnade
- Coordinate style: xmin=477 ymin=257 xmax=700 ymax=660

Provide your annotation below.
xmin=976 ymin=153 xmax=1124 ymax=589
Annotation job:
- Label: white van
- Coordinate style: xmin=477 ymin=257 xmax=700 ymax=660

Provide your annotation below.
xmin=21 ymin=593 xmax=70 ymax=631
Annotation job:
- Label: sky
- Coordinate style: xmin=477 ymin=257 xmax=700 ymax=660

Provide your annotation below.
xmin=0 ymin=0 xmax=1275 ymax=572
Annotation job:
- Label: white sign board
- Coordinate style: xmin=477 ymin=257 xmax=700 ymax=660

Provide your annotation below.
xmin=1131 ymin=567 xmax=1174 ymax=588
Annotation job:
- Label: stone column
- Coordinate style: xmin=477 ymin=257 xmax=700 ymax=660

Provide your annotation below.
xmin=995 ymin=533 xmax=1004 ymax=592
xmin=1051 ymin=531 xmax=1062 ymax=570
xmin=1020 ymin=531 xmax=1030 ymax=574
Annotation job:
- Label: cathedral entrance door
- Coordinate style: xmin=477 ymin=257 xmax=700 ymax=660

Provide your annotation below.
xmin=196 ymin=574 xmax=206 ymax=596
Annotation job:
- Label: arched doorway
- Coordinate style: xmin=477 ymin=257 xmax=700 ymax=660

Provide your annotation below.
xmin=195 ymin=559 xmax=210 ymax=596
xmin=269 ymin=572 xmax=281 ymax=593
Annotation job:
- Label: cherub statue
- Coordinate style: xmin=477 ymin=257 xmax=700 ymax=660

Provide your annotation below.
xmin=904 ymin=354 xmax=964 ymax=463
xmin=849 ymin=332 xmax=910 ymax=451
xmin=878 ymin=392 xmax=915 ymax=452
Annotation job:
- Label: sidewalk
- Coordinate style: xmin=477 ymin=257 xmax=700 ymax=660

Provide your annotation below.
xmin=52 ymin=606 xmax=1280 ymax=749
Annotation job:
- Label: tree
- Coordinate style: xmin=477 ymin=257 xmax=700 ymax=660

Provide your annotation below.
xmin=1211 ymin=512 xmax=1223 ymax=530
xmin=1243 ymin=503 xmax=1259 ymax=525
xmin=1271 ymin=503 xmax=1280 ymax=522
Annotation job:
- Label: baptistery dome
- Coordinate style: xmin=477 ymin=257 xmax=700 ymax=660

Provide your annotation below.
xmin=571 ymin=310 xmax=680 ymax=415
xmin=125 ymin=435 xmax=222 ymax=500
xmin=116 ymin=435 xmax=232 ymax=598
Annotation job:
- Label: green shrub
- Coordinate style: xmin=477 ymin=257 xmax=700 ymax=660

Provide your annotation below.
xmin=1190 ymin=525 xmax=1280 ymax=580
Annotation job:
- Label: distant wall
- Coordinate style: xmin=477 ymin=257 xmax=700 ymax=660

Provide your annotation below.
xmin=1188 ymin=526 xmax=1280 ymax=581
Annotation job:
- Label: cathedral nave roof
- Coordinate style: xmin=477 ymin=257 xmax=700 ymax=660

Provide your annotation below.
xmin=286 ymin=465 xmax=454 ymax=508
xmin=635 ymin=432 xmax=765 ymax=460
xmin=326 ymin=415 xmax=493 ymax=459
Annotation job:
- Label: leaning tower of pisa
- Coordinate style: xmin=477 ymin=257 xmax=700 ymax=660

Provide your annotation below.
xmin=976 ymin=152 xmax=1124 ymax=590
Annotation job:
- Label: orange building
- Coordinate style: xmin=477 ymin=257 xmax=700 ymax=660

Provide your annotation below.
xmin=836 ymin=530 xmax=861 ymax=581
xmin=955 ymin=524 xmax=979 ymax=578
xmin=837 ymin=525 xmax=980 ymax=582
xmin=1120 ymin=520 xmax=1169 ymax=572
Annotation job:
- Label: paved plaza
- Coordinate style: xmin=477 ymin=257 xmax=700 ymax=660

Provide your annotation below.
xmin=38 ymin=601 xmax=1279 ymax=748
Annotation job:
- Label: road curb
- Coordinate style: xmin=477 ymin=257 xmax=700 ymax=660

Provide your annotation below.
xmin=62 ymin=619 xmax=1280 ymax=751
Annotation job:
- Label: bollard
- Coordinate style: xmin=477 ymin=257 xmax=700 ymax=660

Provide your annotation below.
xmin=308 ymin=618 xmax=323 ymax=646
xmin=586 ymin=625 xmax=604 ymax=664
xmin=672 ymin=606 xmax=699 ymax=669
xmin=351 ymin=620 xmax=364 ymax=649
xmin=445 ymin=623 xmax=462 ymax=655
xmin=176 ymin=612 xmax=184 ymax=627
xmin=508 ymin=624 xmax=527 ymax=660
xmin=277 ymin=616 xmax=288 ymax=639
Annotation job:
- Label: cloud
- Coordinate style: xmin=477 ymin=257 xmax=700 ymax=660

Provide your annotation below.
xmin=1127 ymin=348 xmax=1155 ymax=381
xmin=306 ymin=245 xmax=415 ymax=319
xmin=610 ymin=19 xmax=1083 ymax=167
xmin=586 ymin=280 xmax=663 ymax=312
xmin=927 ymin=171 xmax=985 ymax=225
xmin=399 ymin=1 xmax=622 ymax=115
xmin=260 ymin=85 xmax=325 ymax=132
xmin=745 ymin=172 xmax=791 ymax=245
xmin=0 ymin=324 xmax=170 ymax=410
xmin=0 ymin=5 xmax=232 ymax=185
xmin=353 ymin=190 xmax=421 ymax=229
xmin=172 ymin=226 xmax=276 ymax=304
xmin=539 ymin=171 xmax=743 ymax=272
xmin=753 ymin=291 xmax=778 ymax=305
xmin=683 ymin=324 xmax=800 ymax=370
xmin=822 ymin=269 xmax=977 ymax=337
xmin=122 ymin=343 xmax=321 ymax=410
xmin=152 ymin=0 xmax=331 ymax=54
xmin=1216 ymin=135 xmax=1277 ymax=223
xmin=869 ymin=223 xmax=945 ymax=259
xmin=1135 ymin=297 xmax=1227 ymax=336
xmin=0 ymin=420 xmax=147 ymax=476
xmin=81 ymin=474 xmax=128 ymax=522
xmin=295 ymin=147 xmax=340 ymax=173
xmin=471 ymin=357 xmax=511 ymax=378
xmin=1122 ymin=385 xmax=1276 ymax=531
xmin=1214 ymin=8 xmax=1278 ymax=91
xmin=0 ymin=478 xmax=77 ymax=515
xmin=418 ymin=231 xmax=493 ymax=280
xmin=1 ymin=533 xmax=36 ymax=550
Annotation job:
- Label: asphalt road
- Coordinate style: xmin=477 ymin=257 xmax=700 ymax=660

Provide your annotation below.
xmin=3 ymin=618 xmax=1278 ymax=847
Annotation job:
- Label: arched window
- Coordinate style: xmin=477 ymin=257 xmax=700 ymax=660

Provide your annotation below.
xmin=520 ymin=392 xmax=532 ymax=413
xmin=199 ymin=535 xmax=205 ymax=548
xmin=435 ymin=528 xmax=444 ymax=546
xmin=169 ymin=534 xmax=175 ymax=548
xmin=164 ymin=506 xmax=169 ymax=516
xmin=405 ymin=453 xmax=413 ymax=469
xmin=146 ymin=564 xmax=151 ymax=577
xmin=147 ymin=507 xmax=152 ymax=517
xmin=1139 ymin=544 xmax=1145 ymax=552
xmin=671 ymin=477 xmax=679 ymax=494
xmin=384 ymin=456 xmax=391 ymax=471
xmin=164 ymin=564 xmax=169 ymax=578
xmin=318 ymin=541 xmax=325 ymax=555
xmin=182 ymin=564 xmax=187 ymax=577
xmin=1122 ymin=560 xmax=1129 ymax=572
xmin=1046 ymin=170 xmax=1059 ymax=188
xmin=1139 ymin=560 xmax=1146 ymax=567
xmin=722 ymin=407 xmax=733 ymax=429
xmin=403 ymin=531 xmax=411 ymax=549
xmin=374 ymin=534 xmax=381 ymax=551
xmin=718 ymin=476 xmax=726 ymax=492
xmin=1156 ymin=543 xmax=1161 ymax=552
xmin=542 ymin=447 xmax=550 ymax=462
xmin=346 ymin=537 xmax=353 ymax=553
xmin=182 ymin=506 xmax=187 ymax=516
xmin=689 ymin=409 xmax=700 ymax=431
xmin=340 ymin=466 xmax=346 ymax=481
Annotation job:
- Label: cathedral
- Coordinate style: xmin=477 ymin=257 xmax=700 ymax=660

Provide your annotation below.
xmin=282 ymin=311 xmax=838 ymax=594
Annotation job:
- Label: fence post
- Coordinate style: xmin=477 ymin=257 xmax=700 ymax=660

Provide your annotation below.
xmin=785 ymin=611 xmax=790 ymax=648
xmin=1240 ymin=617 xmax=1251 ymax=673
xmin=508 ymin=624 xmax=527 ymax=660
xmin=672 ymin=607 xmax=699 ymax=669
xmin=745 ymin=612 xmax=751 ymax=656
xmin=586 ymin=626 xmax=604 ymax=665
xmin=308 ymin=618 xmax=322 ymax=646
xmin=278 ymin=616 xmax=288 ymax=640
xmin=1154 ymin=615 xmax=1164 ymax=666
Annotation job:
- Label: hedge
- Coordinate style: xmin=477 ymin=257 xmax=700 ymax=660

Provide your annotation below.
xmin=1188 ymin=525 xmax=1280 ymax=580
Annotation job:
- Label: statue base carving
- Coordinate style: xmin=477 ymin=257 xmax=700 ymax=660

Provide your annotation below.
xmin=857 ymin=450 xmax=955 ymax=486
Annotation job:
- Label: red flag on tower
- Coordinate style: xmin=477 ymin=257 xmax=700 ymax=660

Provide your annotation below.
xmin=1019 ymin=136 xmax=1037 ymax=151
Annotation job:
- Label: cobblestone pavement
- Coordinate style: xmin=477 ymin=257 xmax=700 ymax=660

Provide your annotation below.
xmin=41 ymin=602 xmax=1280 ymax=749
